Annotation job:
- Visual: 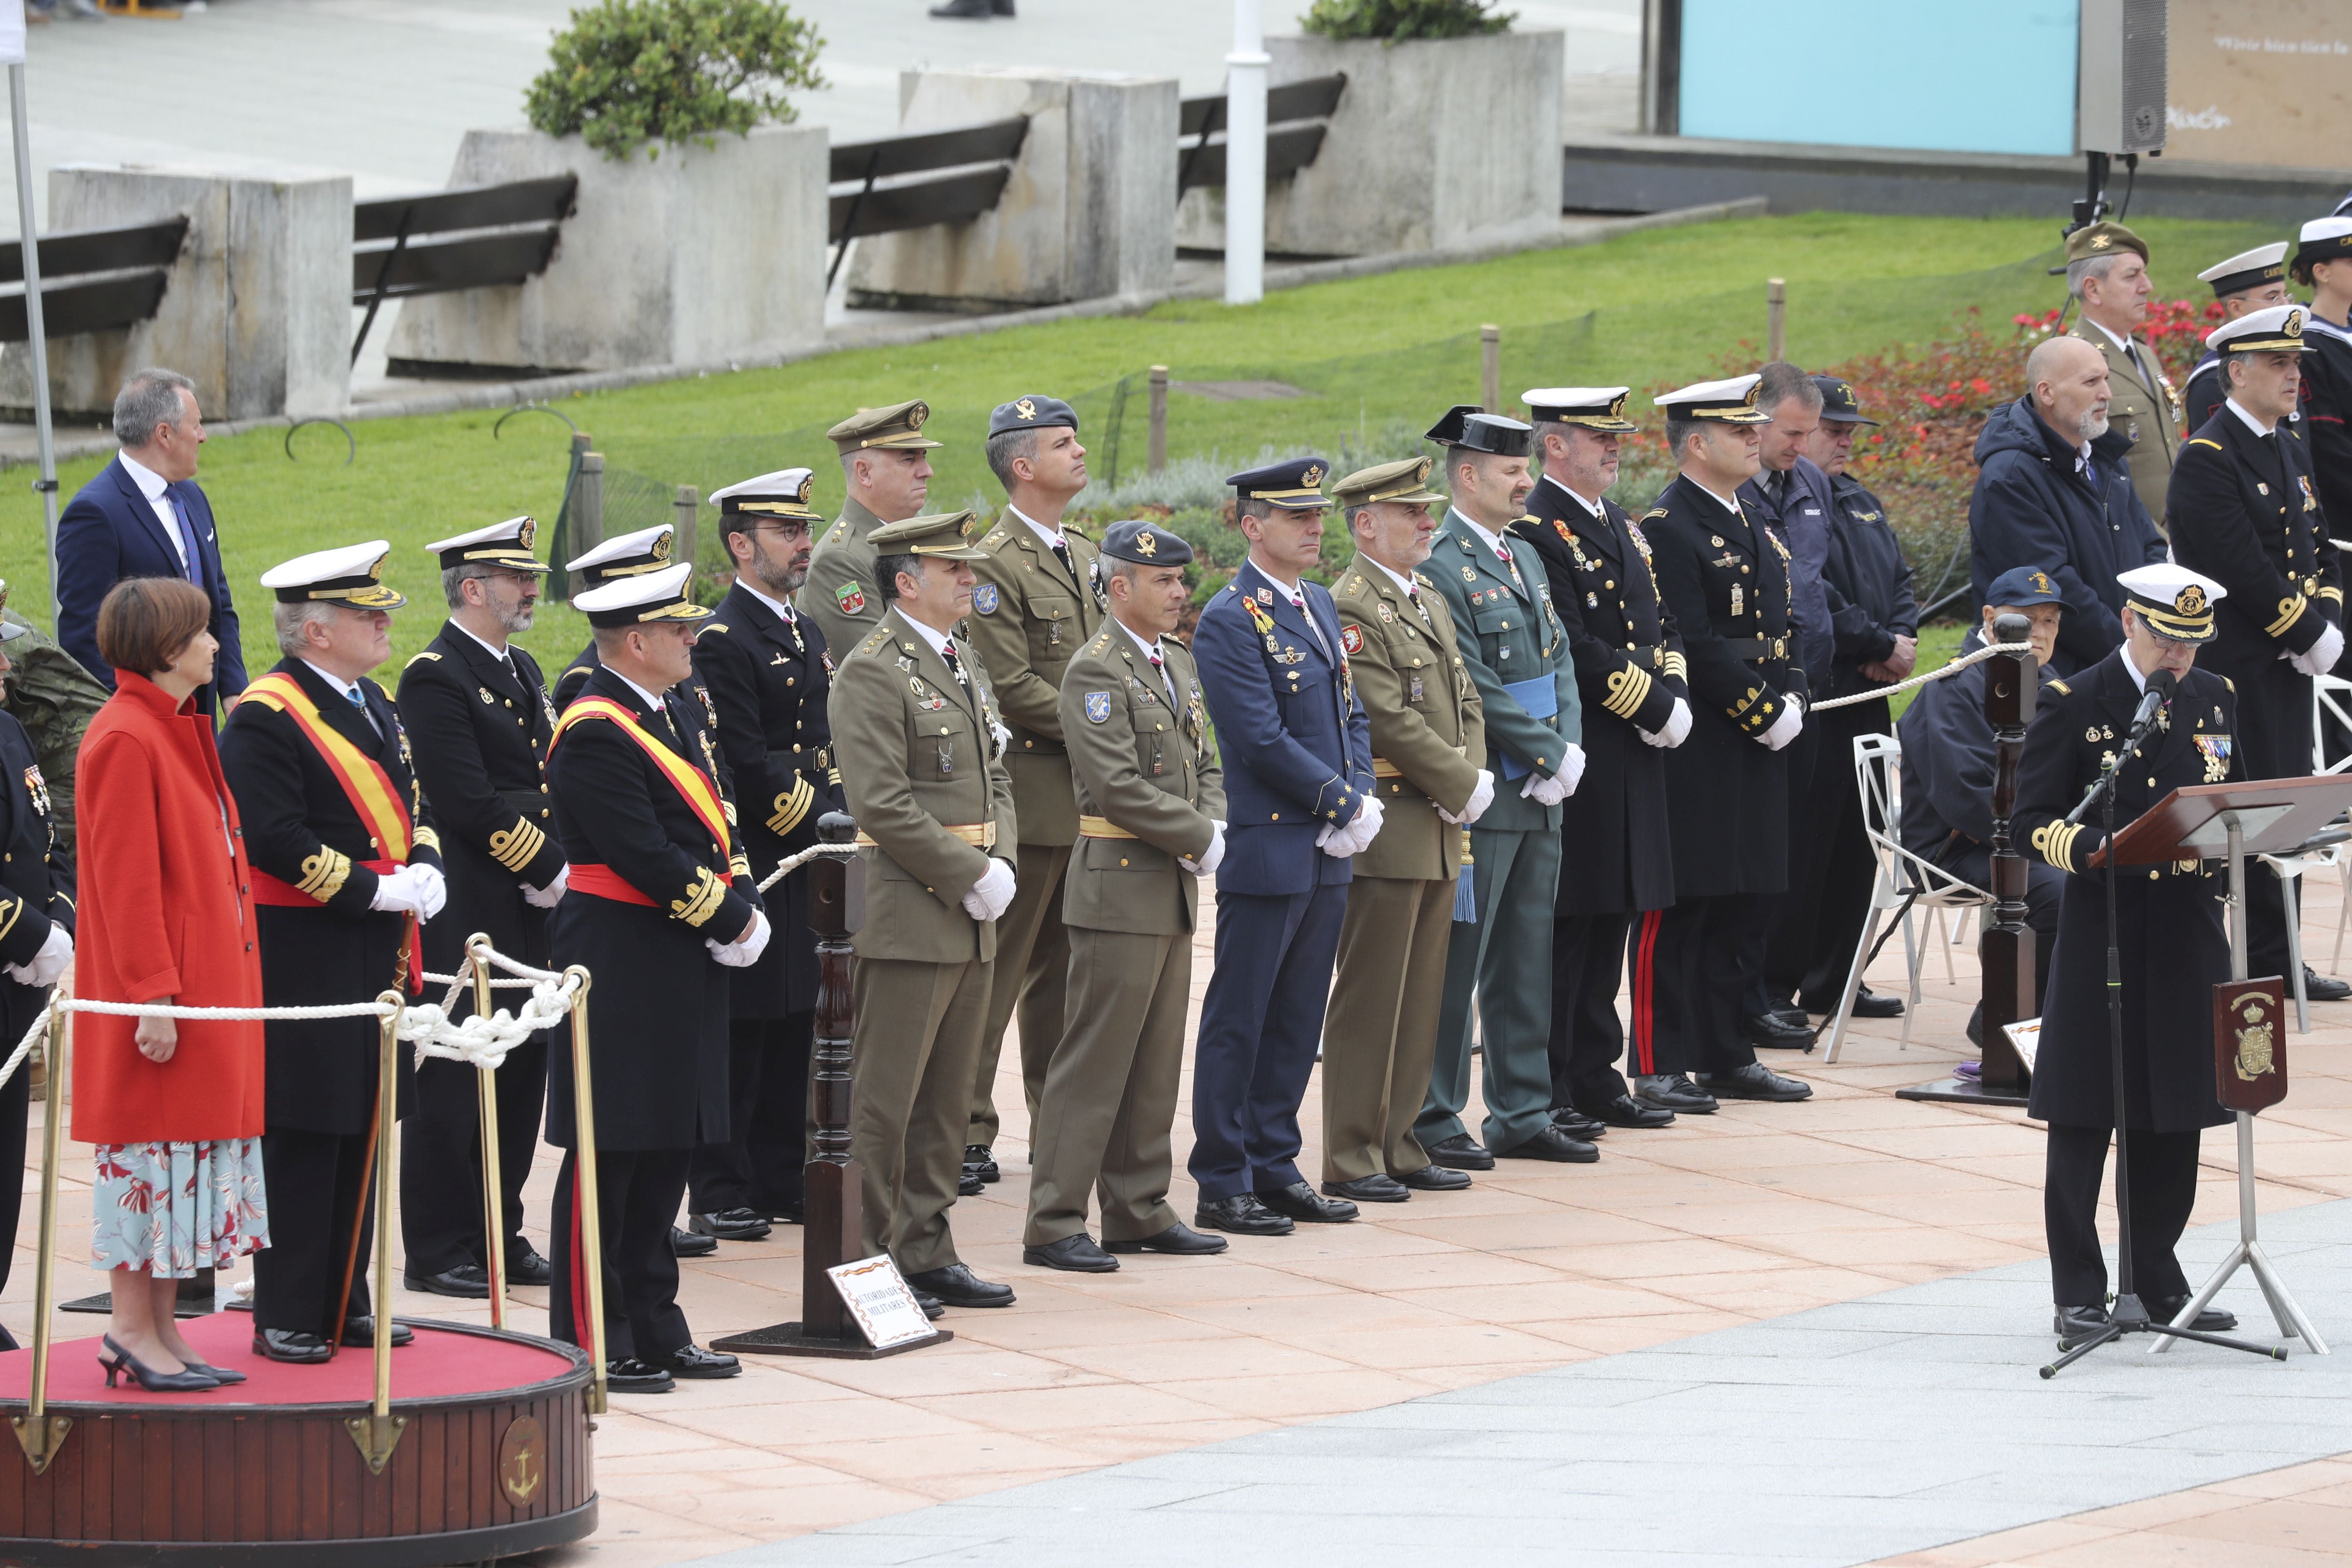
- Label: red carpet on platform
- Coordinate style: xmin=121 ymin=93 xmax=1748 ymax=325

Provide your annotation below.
xmin=0 ymin=1314 xmax=575 ymax=1406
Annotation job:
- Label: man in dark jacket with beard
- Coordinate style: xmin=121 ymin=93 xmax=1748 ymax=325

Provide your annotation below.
xmin=1969 ymin=335 xmax=2167 ymax=676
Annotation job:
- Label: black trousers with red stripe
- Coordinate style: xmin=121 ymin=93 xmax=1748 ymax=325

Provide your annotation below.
xmin=548 ymin=1146 xmax=692 ymax=1366
xmin=1547 ymin=911 xmax=1638 ymax=1110
xmin=1629 ymin=894 xmax=1766 ymax=1078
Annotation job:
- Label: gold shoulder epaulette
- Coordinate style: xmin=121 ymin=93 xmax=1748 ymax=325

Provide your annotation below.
xmin=857 ymin=625 xmax=893 ymax=655
xmin=1341 ymin=574 xmax=1363 ymax=594
xmin=2046 ymin=677 xmax=2071 ymax=697
xmin=702 ymin=622 xmax=729 ymax=635
xmin=2187 ymin=438 xmax=2224 ymax=451
xmin=2223 ymin=676 xmax=2236 ymax=693
xmin=405 ymin=651 xmax=441 ymax=666
xmin=1412 ymin=570 xmax=1432 ymax=587
xmin=983 ymin=528 xmax=1010 ymax=548
xmin=1642 ymin=508 xmax=1669 ymax=521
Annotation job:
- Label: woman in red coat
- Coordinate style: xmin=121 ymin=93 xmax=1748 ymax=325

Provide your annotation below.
xmin=73 ymin=578 xmax=268 ymax=1393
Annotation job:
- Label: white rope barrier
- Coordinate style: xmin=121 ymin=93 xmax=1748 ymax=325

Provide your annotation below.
xmin=757 ymin=840 xmax=859 ymax=894
xmin=1807 ymin=640 xmax=2034 ymax=712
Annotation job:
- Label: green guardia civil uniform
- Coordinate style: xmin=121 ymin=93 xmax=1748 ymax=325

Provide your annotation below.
xmin=1320 ymin=460 xmax=1486 ymax=1184
xmin=1026 ymin=553 xmax=1223 ymax=1246
xmin=962 ymin=398 xmax=1106 ymax=1154
xmin=796 ymin=400 xmax=942 ymax=657
xmin=0 ymin=592 xmax=107 ymax=871
xmin=831 ymin=514 xmax=1019 ymax=1274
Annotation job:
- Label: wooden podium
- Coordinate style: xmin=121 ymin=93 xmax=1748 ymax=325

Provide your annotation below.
xmin=2094 ymin=775 xmax=2352 ymax=1355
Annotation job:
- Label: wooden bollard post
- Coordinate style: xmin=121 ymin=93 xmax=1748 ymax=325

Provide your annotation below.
xmin=1479 ymin=324 xmax=1501 ymax=414
xmin=674 ymin=484 xmax=698 ymax=575
xmin=1767 ymin=278 xmax=1787 ymax=362
xmin=1976 ymin=612 xmax=2036 ymax=1092
xmin=571 ymin=452 xmax=605 ymax=600
xmin=1148 ymin=366 xmax=1169 ymax=475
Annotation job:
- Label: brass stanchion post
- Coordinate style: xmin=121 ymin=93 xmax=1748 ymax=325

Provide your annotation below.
xmin=466 ymin=934 xmax=508 ymax=1330
xmin=564 ymin=966 xmax=607 ymax=1415
xmin=12 ymin=994 xmax=71 ymax=1473
xmin=347 ymin=992 xmax=408 ymax=1473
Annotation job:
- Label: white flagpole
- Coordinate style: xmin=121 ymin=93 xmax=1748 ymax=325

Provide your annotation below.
xmin=2 ymin=2 xmax=59 ymax=620
xmin=1224 ymin=0 xmax=1267 ymax=306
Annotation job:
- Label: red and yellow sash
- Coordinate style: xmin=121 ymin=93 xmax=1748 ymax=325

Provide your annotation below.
xmin=549 ymin=696 xmax=733 ymax=905
xmin=234 ymin=671 xmax=416 ymax=867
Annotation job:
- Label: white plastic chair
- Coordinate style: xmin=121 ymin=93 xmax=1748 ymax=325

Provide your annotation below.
xmin=1823 ymin=733 xmax=1996 ymax=1063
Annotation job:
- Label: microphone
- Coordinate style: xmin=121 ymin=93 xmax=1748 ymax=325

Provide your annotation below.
xmin=2123 ymin=667 xmax=2178 ymax=753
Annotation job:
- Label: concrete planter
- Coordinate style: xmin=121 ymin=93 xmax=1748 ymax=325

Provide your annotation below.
xmin=385 ymin=124 xmax=827 ymax=376
xmin=847 ymin=68 xmax=1177 ymax=313
xmin=1177 ymin=29 xmax=1563 ymax=258
xmin=0 ymin=166 xmax=351 ymax=421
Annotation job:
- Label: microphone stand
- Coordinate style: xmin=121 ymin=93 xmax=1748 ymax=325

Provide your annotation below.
xmin=2040 ymin=679 xmax=2283 ymax=1377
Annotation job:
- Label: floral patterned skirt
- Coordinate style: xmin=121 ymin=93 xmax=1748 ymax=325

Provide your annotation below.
xmin=91 ymin=1139 xmax=270 ymax=1280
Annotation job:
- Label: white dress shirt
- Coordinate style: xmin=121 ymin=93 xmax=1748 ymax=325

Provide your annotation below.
xmin=118 ymin=450 xmax=189 ymax=575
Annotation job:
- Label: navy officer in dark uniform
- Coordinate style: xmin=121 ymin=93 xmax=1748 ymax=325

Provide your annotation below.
xmin=1513 ymin=387 xmax=1685 ymax=1133
xmin=2183 ymin=243 xmax=2292 ymax=431
xmin=686 ymin=467 xmax=843 ymax=1239
xmin=2016 ymin=564 xmax=2243 ymax=1348
xmin=2167 ymin=305 xmax=2346 ymax=1004
xmin=1188 ymin=456 xmax=1376 ymax=1235
xmin=396 ymin=517 xmax=564 ymax=1299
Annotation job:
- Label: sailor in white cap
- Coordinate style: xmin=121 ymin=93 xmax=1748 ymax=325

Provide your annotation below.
xmin=544 ymin=560 xmax=768 ymax=1393
xmin=2290 ymin=217 xmax=2352 ymax=530
xmin=220 ymin=541 xmax=447 ymax=1363
xmin=2014 ymin=561 xmax=2243 ymax=1349
xmin=2168 ymin=304 xmax=2346 ymax=1001
xmin=395 ymin=517 xmax=564 ymax=1301
xmin=2184 ymin=242 xmax=2292 ymax=428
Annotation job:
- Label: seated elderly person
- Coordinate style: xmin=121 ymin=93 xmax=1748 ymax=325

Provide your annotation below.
xmin=1897 ymin=567 xmax=2066 ymax=1044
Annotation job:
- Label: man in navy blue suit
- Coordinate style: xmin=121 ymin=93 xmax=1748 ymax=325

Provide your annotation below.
xmin=56 ymin=368 xmax=245 ymax=715
xmin=1188 ymin=457 xmax=1377 ymax=1237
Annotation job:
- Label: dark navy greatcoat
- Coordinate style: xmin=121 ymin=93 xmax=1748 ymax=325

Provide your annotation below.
xmin=2015 ymin=651 xmax=2238 ymax=1133
xmin=0 ymin=709 xmax=71 ymax=1332
xmin=2300 ymin=313 xmax=2352 ymax=530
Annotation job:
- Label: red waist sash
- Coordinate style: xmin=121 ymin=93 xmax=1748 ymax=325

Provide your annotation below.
xmin=567 ymin=861 xmax=733 ymax=908
xmin=251 ymin=858 xmax=423 ymax=989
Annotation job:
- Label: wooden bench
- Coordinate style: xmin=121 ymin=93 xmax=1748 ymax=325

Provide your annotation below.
xmin=0 ymin=218 xmax=189 ymax=343
xmin=1177 ymin=74 xmax=1348 ymax=196
xmin=350 ymin=175 xmax=579 ymax=363
xmin=826 ymin=117 xmax=1030 ymax=288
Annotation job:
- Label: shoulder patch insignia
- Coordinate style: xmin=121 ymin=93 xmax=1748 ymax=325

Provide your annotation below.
xmin=2047 ymin=678 xmax=2072 ymax=697
xmin=1412 ymin=570 xmax=1432 ymax=587
xmin=1643 ymin=508 xmax=1668 ymax=521
xmin=1084 ymin=691 xmax=1112 ymax=724
xmin=984 ymin=529 xmax=1010 ymax=548
xmin=1462 ymin=566 xmax=1478 ymax=582
xmin=702 ymin=622 xmax=728 ymax=635
xmin=405 ymin=651 xmax=441 ymax=666
xmin=835 ymin=582 xmax=867 ymax=616
xmin=972 ymin=583 xmax=1000 ymax=614
xmin=1340 ymin=623 xmax=1364 ymax=654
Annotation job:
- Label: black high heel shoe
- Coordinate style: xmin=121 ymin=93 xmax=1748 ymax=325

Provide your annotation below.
xmin=99 ymin=1335 xmax=220 ymax=1393
xmin=181 ymin=1360 xmax=247 ymax=1385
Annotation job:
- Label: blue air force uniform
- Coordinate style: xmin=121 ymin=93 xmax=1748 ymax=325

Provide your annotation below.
xmin=1188 ymin=459 xmax=1375 ymax=1210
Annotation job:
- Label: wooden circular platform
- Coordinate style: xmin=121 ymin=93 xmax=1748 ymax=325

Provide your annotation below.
xmin=0 ymin=1316 xmax=595 ymax=1565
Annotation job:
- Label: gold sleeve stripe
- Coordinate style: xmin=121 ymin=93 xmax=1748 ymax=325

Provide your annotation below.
xmin=768 ymin=775 xmax=818 ymax=837
xmin=297 ymin=847 xmax=352 ymax=901
xmin=2322 ymin=587 xmax=2344 ymax=604
xmin=0 ymin=897 xmax=20 ymax=946
xmin=722 ymin=799 xmax=739 ymax=828
xmin=490 ymin=819 xmax=547 ymax=873
xmin=671 ymin=867 xmax=727 ymax=928
xmin=1662 ymin=651 xmax=1687 ymax=681
xmin=2187 ymin=438 xmax=2224 ymax=450
xmin=411 ymin=827 xmax=441 ymax=852
xmin=2030 ymin=820 xmax=2087 ymax=874
xmin=1602 ymin=665 xmax=1654 ymax=720
xmin=2268 ymin=594 xmax=2309 ymax=638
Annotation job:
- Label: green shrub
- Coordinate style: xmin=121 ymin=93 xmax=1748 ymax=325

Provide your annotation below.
xmin=1300 ymin=0 xmax=1513 ymax=42
xmin=525 ymin=0 xmax=824 ymax=162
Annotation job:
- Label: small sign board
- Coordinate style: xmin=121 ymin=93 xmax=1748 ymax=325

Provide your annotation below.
xmin=2213 ymin=977 xmax=2289 ymax=1114
xmin=826 ymin=1255 xmax=938 ymax=1351
xmin=2002 ymin=1017 xmax=2042 ymax=1072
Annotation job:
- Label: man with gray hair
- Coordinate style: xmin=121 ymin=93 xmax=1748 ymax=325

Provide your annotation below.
xmin=2062 ymin=220 xmax=2182 ymax=525
xmin=1967 ymin=333 xmax=2165 ymax=675
xmin=55 ymin=368 xmax=245 ymax=714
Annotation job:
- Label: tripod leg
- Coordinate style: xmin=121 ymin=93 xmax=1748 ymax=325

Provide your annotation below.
xmin=2148 ymin=1240 xmax=2246 ymax=1355
xmin=2040 ymin=1320 xmax=2124 ymax=1378
xmin=2248 ymin=1241 xmax=2330 ymax=1354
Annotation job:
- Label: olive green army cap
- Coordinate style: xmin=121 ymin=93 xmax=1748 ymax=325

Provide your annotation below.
xmin=827 ymin=399 xmax=944 ymax=453
xmin=1332 ymin=456 xmax=1446 ymax=508
xmin=2064 ymin=220 xmax=2148 ymax=266
xmin=868 ymin=510 xmax=990 ymax=560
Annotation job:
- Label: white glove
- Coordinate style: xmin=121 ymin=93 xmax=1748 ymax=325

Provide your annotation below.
xmin=1349 ymin=794 xmax=1384 ymax=850
xmin=1517 ymin=756 xmax=1577 ymax=807
xmin=4 ymin=924 xmax=71 ymax=988
xmin=1759 ymin=701 xmax=1804 ymax=752
xmin=1641 ymin=697 xmax=1693 ymax=749
xmin=990 ymin=719 xmax=1013 ymax=756
xmin=1552 ymin=744 xmax=1586 ymax=796
xmin=369 ymin=866 xmax=425 ymax=916
xmin=1178 ymin=821 xmax=1226 ymax=877
xmin=1439 ymin=769 xmax=1495 ymax=826
xmin=410 ymin=863 xmax=447 ymax=923
xmin=521 ymin=864 xmax=567 ymax=909
xmin=2293 ymin=622 xmax=2345 ymax=678
xmin=707 ymin=908 xmax=771 ymax=968
xmin=959 ymin=857 xmax=1017 ymax=922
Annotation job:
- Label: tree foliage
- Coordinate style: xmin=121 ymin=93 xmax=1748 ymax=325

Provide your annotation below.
xmin=525 ymin=0 xmax=825 ymax=162
xmin=1300 ymin=0 xmax=1514 ymax=41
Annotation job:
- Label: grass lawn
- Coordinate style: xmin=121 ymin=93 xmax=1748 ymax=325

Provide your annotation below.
xmin=4 ymin=210 xmax=2279 ymax=677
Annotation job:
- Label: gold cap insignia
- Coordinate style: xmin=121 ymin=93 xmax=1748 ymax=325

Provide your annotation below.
xmin=2288 ymin=309 xmax=2305 ymax=337
xmin=2176 ymin=585 xmax=2207 ymax=615
xmin=652 ymin=533 xmax=674 ymax=565
xmin=1137 ymin=530 xmax=1157 ymax=557
xmin=797 ymin=473 xmax=814 ymax=502
xmin=1015 ymin=397 xmax=1037 ymax=420
xmin=1303 ymin=464 xmax=1323 ymax=485
xmin=1608 ymin=393 xmax=1628 ymax=416
xmin=907 ymin=401 xmax=928 ymax=429
xmin=516 ymin=517 xmax=536 ymax=548
xmin=2090 ymin=232 xmax=2112 ymax=250
xmin=2031 ymin=570 xmax=2052 ymax=594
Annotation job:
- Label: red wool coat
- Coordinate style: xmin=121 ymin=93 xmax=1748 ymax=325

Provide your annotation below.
xmin=70 ymin=671 xmax=266 ymax=1143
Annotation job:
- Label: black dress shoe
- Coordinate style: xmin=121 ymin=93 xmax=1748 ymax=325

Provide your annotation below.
xmin=2146 ymin=1295 xmax=2239 ymax=1332
xmin=2054 ymin=1304 xmax=2110 ymax=1350
xmin=1322 ymin=1173 xmax=1410 ymax=1204
xmin=1697 ymin=1062 xmax=1814 ymax=1102
xmin=1548 ymin=1107 xmax=1607 ymax=1139
xmin=1023 ymin=1234 xmax=1119 ymax=1272
xmin=915 ymin=1291 xmax=946 ymax=1320
xmin=1495 ymin=1125 xmax=1600 ymax=1163
xmin=1742 ymin=1011 xmax=1818 ymax=1050
xmin=251 ymin=1328 xmax=333 ymax=1364
xmin=1104 ymin=1222 xmax=1228 ymax=1255
xmin=404 ymin=1263 xmax=490 ymax=1299
xmin=963 ymin=1145 xmax=1001 ymax=1184
xmin=670 ymin=1225 xmax=717 ymax=1258
xmin=1580 ymin=1094 xmax=1675 ymax=1130
xmin=1632 ymin=1073 xmax=1718 ymax=1113
xmin=957 ymin=1170 xmax=986 ymax=1197
xmin=1817 ymin=987 xmax=1903 ymax=1019
xmin=902 ymin=1262 xmax=1016 ymax=1308
xmin=1770 ymin=1005 xmax=1808 ymax=1027
xmin=507 ymin=1244 xmax=554 ymax=1287
xmin=341 ymin=1317 xmax=415 ymax=1348
xmin=1394 ymin=1164 xmax=1472 ymax=1191
xmin=1424 ymin=1133 xmax=1496 ymax=1170
xmin=605 ymin=1356 xmax=675 ymax=1394
xmin=2303 ymin=966 xmax=2351 ymax=1002
xmin=690 ymin=1208 xmax=774 ymax=1242
xmin=1195 ymin=1193 xmax=1294 ymax=1235
xmin=1256 ymin=1179 xmax=1358 ymax=1223
xmin=664 ymin=1344 xmax=741 ymax=1379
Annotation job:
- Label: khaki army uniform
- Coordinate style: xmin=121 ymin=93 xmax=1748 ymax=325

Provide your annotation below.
xmin=962 ymin=511 xmax=1104 ymax=1149
xmin=0 ymin=606 xmax=106 ymax=869
xmin=799 ymin=494 xmax=893 ymax=660
xmin=833 ymin=604 xmax=1018 ymax=1274
xmin=1025 ymin=622 xmax=1222 ymax=1246
xmin=2071 ymin=323 xmax=2183 ymax=529
xmin=1321 ymin=560 xmax=1483 ymax=1183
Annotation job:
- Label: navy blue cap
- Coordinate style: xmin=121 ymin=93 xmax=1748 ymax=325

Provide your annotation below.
xmin=1227 ymin=456 xmax=1332 ymax=510
xmin=1423 ymin=403 xmax=1534 ymax=457
xmin=988 ymin=395 xmax=1078 ymax=439
xmin=1099 ymin=519 xmax=1194 ymax=566
xmin=1984 ymin=566 xmax=2065 ymax=610
xmin=1811 ymin=375 xmax=1881 ymax=427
